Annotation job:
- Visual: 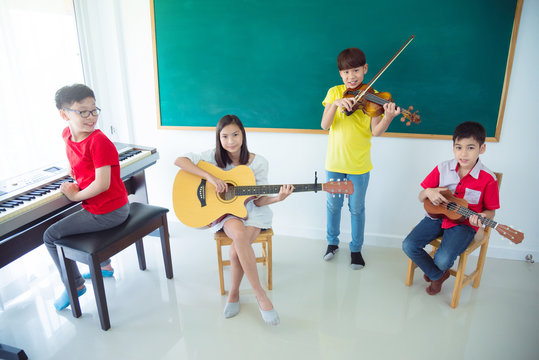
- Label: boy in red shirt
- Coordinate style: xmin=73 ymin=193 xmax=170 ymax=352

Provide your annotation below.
xmin=44 ymin=84 xmax=129 ymax=310
xmin=402 ymin=122 xmax=499 ymax=295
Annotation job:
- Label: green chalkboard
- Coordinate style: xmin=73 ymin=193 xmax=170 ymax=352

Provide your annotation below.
xmin=151 ymin=0 xmax=520 ymax=140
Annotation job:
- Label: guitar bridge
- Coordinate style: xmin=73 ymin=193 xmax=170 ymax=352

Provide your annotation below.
xmin=197 ymin=179 xmax=207 ymax=207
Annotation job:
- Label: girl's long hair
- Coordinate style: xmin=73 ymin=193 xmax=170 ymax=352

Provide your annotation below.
xmin=215 ymin=114 xmax=249 ymax=168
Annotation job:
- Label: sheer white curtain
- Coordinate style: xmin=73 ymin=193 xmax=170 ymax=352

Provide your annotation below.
xmin=0 ymin=0 xmax=84 ymax=180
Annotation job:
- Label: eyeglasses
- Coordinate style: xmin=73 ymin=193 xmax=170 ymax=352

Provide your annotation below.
xmin=63 ymin=107 xmax=101 ymax=118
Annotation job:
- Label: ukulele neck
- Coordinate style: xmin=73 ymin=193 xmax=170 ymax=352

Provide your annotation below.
xmin=454 ymin=204 xmax=497 ymax=228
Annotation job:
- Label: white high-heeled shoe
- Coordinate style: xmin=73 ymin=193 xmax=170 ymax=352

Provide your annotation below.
xmin=258 ymin=305 xmax=280 ymax=326
xmin=223 ymin=301 xmax=240 ymax=318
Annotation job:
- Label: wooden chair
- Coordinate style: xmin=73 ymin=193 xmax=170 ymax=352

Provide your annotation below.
xmin=405 ymin=172 xmax=502 ymax=308
xmin=214 ymin=229 xmax=273 ymax=295
xmin=55 ymin=202 xmax=173 ymax=330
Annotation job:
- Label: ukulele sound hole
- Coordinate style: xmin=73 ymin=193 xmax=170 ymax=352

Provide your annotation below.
xmin=218 ymin=184 xmax=236 ymax=202
xmin=447 ymin=202 xmax=457 ymax=211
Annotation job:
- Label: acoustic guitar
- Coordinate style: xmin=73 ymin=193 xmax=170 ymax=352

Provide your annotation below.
xmin=172 ymin=161 xmax=354 ymax=228
xmin=424 ymin=190 xmax=524 ymax=244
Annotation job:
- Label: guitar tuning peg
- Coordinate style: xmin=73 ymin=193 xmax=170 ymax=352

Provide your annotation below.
xmin=332 ymin=194 xmax=335 ymax=198
xmin=330 ymin=178 xmax=334 ymax=181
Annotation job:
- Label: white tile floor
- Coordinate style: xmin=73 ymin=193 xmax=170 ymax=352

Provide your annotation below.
xmin=1 ymin=226 xmax=538 ymax=360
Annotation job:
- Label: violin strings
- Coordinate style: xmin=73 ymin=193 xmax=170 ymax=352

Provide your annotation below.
xmin=364 ymin=93 xmax=388 ymax=105
xmin=364 ymin=92 xmax=409 ymax=113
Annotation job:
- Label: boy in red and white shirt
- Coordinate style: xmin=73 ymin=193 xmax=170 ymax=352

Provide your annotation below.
xmin=402 ymin=121 xmax=499 ymax=295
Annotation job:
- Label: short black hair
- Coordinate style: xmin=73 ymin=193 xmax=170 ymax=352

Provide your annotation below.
xmin=55 ymin=84 xmax=95 ymax=110
xmin=453 ymin=121 xmax=486 ymax=145
xmin=337 ymin=48 xmax=366 ymax=71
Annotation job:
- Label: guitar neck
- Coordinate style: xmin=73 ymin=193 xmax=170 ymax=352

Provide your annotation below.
xmin=234 ymin=183 xmax=322 ymax=196
xmin=454 ymin=205 xmax=497 ymax=229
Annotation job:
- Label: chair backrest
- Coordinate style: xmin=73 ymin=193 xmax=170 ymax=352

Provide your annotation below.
xmin=477 ymin=172 xmax=502 ymax=239
xmin=494 ymin=172 xmax=502 ymax=189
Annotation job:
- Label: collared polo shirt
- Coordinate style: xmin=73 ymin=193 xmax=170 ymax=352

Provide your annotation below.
xmin=421 ymin=158 xmax=500 ymax=230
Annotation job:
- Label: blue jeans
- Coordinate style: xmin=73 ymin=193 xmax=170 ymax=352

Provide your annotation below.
xmin=402 ymin=217 xmax=476 ymax=280
xmin=326 ymin=170 xmax=370 ymax=253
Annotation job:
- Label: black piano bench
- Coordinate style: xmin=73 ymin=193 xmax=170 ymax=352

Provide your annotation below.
xmin=55 ymin=202 xmax=173 ymax=331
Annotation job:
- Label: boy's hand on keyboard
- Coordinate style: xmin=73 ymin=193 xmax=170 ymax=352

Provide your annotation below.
xmin=60 ymin=182 xmax=80 ymax=202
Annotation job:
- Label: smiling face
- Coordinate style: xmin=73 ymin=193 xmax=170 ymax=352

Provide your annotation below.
xmin=453 ymin=136 xmax=486 ymax=173
xmin=339 ymin=65 xmax=368 ymax=89
xmin=219 ymin=123 xmax=243 ymax=157
xmin=60 ymin=97 xmax=98 ymax=142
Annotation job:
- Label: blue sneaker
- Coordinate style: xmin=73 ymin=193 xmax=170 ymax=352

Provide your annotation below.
xmin=54 ymin=286 xmax=87 ymax=311
xmin=82 ymin=268 xmax=114 ymax=279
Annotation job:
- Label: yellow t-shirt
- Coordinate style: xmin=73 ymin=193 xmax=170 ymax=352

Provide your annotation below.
xmin=323 ymin=85 xmax=373 ymax=174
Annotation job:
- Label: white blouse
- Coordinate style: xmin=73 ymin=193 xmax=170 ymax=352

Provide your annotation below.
xmin=183 ymin=148 xmax=273 ymax=232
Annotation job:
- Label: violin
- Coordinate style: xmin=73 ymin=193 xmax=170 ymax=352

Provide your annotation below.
xmin=343 ymin=85 xmax=421 ymax=126
xmin=342 ymin=35 xmax=421 ymax=126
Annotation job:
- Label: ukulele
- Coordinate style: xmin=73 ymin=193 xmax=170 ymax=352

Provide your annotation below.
xmin=172 ymin=161 xmax=354 ymax=228
xmin=424 ymin=190 xmax=524 ymax=244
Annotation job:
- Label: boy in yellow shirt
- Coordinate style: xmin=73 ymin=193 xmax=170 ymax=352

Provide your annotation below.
xmin=321 ymin=47 xmax=400 ymax=269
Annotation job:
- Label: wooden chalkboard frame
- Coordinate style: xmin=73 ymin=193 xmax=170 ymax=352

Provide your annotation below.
xmin=151 ymin=0 xmax=522 ymax=142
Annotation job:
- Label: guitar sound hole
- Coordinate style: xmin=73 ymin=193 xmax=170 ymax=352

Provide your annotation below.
xmin=218 ymin=184 xmax=235 ymax=201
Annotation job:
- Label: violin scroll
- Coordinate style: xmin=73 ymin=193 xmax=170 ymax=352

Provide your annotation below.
xmin=400 ymin=106 xmax=421 ymax=126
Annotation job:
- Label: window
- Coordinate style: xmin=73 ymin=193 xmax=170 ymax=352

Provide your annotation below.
xmin=0 ymin=0 xmax=84 ymax=179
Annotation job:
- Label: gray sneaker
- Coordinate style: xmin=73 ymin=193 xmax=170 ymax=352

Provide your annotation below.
xmin=323 ymin=245 xmax=339 ymax=261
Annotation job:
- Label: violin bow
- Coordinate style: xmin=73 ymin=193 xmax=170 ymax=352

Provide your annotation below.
xmin=353 ymin=35 xmax=415 ymax=103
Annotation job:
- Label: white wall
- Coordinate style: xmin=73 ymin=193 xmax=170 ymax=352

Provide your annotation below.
xmin=77 ymin=0 xmax=539 ymax=261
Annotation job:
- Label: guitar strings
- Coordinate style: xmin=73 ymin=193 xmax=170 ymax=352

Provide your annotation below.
xmin=234 ymin=183 xmax=323 ymax=196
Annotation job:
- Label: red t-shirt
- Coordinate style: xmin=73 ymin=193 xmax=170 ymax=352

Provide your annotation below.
xmin=63 ymin=127 xmax=128 ymax=214
xmin=421 ymin=158 xmax=500 ymax=231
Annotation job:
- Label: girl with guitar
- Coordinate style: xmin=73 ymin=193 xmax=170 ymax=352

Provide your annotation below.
xmin=174 ymin=115 xmax=294 ymax=326
xmin=402 ymin=122 xmax=501 ymax=295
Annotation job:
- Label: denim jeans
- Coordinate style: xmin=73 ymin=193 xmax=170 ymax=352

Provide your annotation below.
xmin=326 ymin=170 xmax=370 ymax=253
xmin=402 ymin=217 xmax=476 ymax=280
